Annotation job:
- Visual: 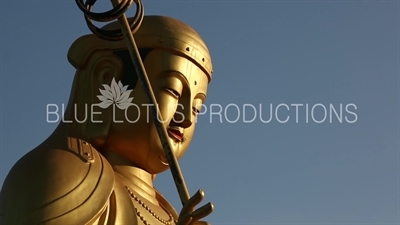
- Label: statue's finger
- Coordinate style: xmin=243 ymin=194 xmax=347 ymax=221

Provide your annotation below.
xmin=177 ymin=213 xmax=192 ymax=225
xmin=179 ymin=189 xmax=205 ymax=218
xmin=191 ymin=202 xmax=214 ymax=222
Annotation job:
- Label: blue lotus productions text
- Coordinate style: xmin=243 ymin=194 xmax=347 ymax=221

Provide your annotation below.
xmin=46 ymin=103 xmax=358 ymax=124
xmin=201 ymin=103 xmax=358 ymax=124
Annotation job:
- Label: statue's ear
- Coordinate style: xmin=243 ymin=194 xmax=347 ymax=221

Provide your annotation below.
xmin=86 ymin=53 xmax=123 ymax=147
xmin=92 ymin=53 xmax=124 ymax=87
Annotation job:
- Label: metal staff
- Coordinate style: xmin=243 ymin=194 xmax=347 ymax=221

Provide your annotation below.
xmin=75 ymin=0 xmax=190 ymax=205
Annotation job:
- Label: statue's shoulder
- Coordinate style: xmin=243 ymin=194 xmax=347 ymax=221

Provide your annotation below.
xmin=0 ymin=137 xmax=115 ymax=225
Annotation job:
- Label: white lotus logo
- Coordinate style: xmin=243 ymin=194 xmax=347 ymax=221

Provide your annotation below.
xmin=96 ymin=78 xmax=134 ymax=110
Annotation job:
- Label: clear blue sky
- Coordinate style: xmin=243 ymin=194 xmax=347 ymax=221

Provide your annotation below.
xmin=1 ymin=1 xmax=399 ymax=224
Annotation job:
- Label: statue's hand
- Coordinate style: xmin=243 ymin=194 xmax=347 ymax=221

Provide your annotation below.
xmin=177 ymin=190 xmax=214 ymax=225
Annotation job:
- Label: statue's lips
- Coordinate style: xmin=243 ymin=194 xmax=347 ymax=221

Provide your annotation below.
xmin=167 ymin=128 xmax=183 ymax=142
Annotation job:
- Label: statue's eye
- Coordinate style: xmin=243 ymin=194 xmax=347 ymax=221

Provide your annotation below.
xmin=166 ymin=88 xmax=181 ymax=99
xmin=192 ymin=107 xmax=200 ymax=115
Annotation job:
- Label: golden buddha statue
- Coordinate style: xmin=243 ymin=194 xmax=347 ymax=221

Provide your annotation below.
xmin=0 ymin=15 xmax=213 ymax=225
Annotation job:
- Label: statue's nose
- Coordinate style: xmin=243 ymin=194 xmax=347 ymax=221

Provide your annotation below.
xmin=173 ymin=105 xmax=193 ymax=128
xmin=179 ymin=118 xmax=192 ymax=128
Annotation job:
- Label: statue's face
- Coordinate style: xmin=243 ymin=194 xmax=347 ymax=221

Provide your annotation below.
xmin=106 ymin=49 xmax=209 ymax=174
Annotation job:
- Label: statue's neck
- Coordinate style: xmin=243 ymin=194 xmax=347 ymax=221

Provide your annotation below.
xmin=102 ymin=150 xmax=159 ymax=205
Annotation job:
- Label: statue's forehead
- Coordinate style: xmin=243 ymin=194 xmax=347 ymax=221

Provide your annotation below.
xmin=145 ymin=50 xmax=209 ymax=97
xmin=186 ymin=66 xmax=208 ymax=100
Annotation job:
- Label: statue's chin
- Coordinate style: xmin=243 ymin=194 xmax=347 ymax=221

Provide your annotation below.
xmin=159 ymin=155 xmax=169 ymax=166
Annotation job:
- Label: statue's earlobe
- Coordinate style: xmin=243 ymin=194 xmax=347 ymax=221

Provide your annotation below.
xmin=86 ymin=53 xmax=123 ymax=147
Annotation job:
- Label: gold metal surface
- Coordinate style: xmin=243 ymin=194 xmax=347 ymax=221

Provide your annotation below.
xmin=0 ymin=16 xmax=213 ymax=225
xmin=68 ymin=15 xmax=213 ymax=81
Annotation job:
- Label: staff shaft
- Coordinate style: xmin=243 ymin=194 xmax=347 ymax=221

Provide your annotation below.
xmin=110 ymin=0 xmax=191 ymax=206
